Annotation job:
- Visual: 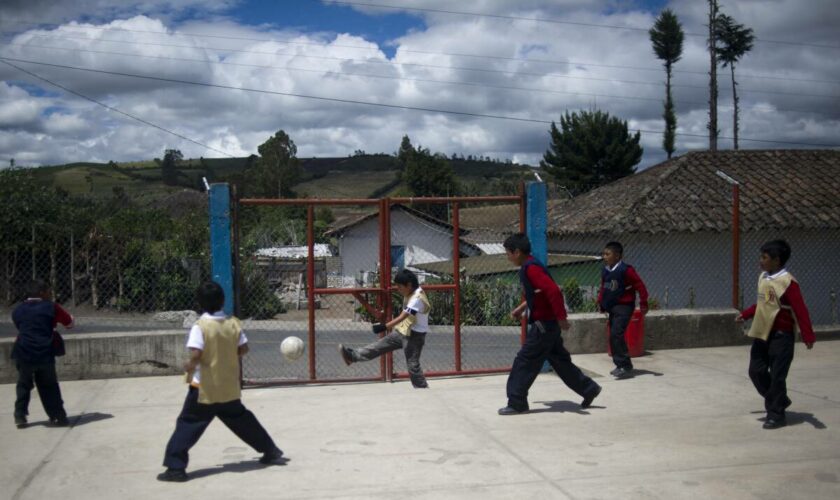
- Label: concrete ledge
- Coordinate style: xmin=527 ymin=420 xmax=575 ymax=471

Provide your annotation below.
xmin=0 ymin=330 xmax=186 ymax=384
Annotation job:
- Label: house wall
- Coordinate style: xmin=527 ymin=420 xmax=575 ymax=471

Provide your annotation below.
xmin=550 ymin=230 xmax=840 ymax=326
xmin=337 ymin=210 xmax=480 ymax=278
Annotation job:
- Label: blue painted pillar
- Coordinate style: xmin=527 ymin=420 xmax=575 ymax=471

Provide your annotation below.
xmin=526 ymin=181 xmax=548 ymax=265
xmin=209 ymin=183 xmax=234 ymax=315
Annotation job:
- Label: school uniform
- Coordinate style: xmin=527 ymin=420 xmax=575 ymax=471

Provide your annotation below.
xmin=740 ymin=269 xmax=815 ymax=422
xmin=597 ymin=261 xmax=649 ymax=370
xmin=347 ymin=287 xmax=430 ymax=388
xmin=11 ymin=298 xmax=74 ymax=422
xmin=162 ymin=312 xmax=279 ymax=470
xmin=505 ymin=257 xmax=600 ymax=412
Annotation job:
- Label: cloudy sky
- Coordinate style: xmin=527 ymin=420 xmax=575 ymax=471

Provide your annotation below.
xmin=0 ymin=0 xmax=838 ymax=169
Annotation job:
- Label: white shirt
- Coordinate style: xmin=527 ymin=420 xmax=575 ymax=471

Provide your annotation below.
xmin=404 ymin=287 xmax=429 ymax=333
xmin=763 ymin=268 xmax=789 ymax=280
xmin=186 ymin=311 xmax=248 ymax=385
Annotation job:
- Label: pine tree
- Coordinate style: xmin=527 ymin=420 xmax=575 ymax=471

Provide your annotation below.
xmin=716 ymin=14 xmax=755 ymax=150
xmin=649 ymin=9 xmax=684 ymax=159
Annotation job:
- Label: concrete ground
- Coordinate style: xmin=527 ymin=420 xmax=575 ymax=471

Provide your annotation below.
xmin=1 ymin=343 xmax=839 ymax=500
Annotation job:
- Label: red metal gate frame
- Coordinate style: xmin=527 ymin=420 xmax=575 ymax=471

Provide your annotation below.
xmin=238 ymin=190 xmax=526 ymax=386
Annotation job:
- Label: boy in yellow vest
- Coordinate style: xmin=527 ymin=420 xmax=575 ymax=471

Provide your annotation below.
xmin=338 ymin=269 xmax=430 ymax=388
xmin=158 ymin=282 xmax=284 ymax=482
xmin=737 ymin=240 xmax=815 ymax=430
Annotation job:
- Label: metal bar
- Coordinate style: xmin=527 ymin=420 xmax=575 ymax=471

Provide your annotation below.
xmin=243 ymin=376 xmax=384 ymax=388
xmin=519 ymin=181 xmax=527 ymax=345
xmin=240 ymin=198 xmax=380 ymax=206
xmin=733 ymin=184 xmax=741 ymax=309
xmin=351 ymin=291 xmax=383 ymax=321
xmin=306 ymin=205 xmax=316 ymax=380
xmin=315 ymin=287 xmax=383 ymax=294
xmin=378 ymin=198 xmax=388 ymax=381
xmin=383 ymin=197 xmax=394 ymax=382
xmin=452 ymin=201 xmax=462 ymax=372
xmin=391 ymin=196 xmax=521 ymax=204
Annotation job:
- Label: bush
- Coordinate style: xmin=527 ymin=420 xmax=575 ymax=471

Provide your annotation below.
xmin=240 ymin=261 xmax=285 ymax=319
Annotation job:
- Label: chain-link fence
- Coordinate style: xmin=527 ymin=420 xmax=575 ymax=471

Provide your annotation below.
xmin=0 ymin=202 xmax=210 ymax=338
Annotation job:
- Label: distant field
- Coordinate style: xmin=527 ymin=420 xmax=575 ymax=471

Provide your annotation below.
xmin=295 ymin=170 xmax=400 ymax=199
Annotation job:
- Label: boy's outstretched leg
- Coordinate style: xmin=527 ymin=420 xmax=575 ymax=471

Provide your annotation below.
xmin=216 ymin=400 xmax=284 ymax=464
xmin=545 ymin=330 xmax=601 ymax=408
xmin=339 ymin=331 xmax=403 ymax=365
xmin=502 ymin=322 xmax=553 ymax=414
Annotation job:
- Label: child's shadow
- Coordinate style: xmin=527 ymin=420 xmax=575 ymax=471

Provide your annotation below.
xmin=530 ymin=400 xmax=605 ymax=415
xmin=27 ymin=412 xmax=114 ymax=428
xmin=752 ymin=411 xmax=827 ymax=429
xmin=189 ymin=457 xmax=291 ymax=480
xmin=632 ymin=369 xmax=664 ymax=377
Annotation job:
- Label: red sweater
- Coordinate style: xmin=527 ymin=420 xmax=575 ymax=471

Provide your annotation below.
xmin=740 ymin=281 xmax=815 ymax=344
xmin=524 ymin=262 xmax=568 ymax=321
xmin=597 ymin=264 xmax=649 ymax=311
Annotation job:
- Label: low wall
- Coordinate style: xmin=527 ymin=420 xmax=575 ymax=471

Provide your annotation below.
xmin=1 ymin=310 xmax=837 ymax=384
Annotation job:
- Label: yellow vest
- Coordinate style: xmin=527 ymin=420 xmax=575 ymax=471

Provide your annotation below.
xmin=394 ymin=289 xmax=431 ymax=337
xmin=194 ymin=317 xmax=242 ymax=404
xmin=746 ymin=271 xmax=799 ymax=341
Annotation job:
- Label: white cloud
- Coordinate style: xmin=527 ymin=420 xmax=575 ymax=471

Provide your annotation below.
xmin=0 ymin=1 xmax=838 ymax=170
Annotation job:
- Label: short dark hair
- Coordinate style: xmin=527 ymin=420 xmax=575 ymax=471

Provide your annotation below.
xmin=760 ymin=239 xmax=792 ymax=267
xmin=394 ymin=269 xmax=419 ymax=290
xmin=503 ymin=233 xmax=531 ymax=254
xmin=197 ymin=281 xmax=226 ymax=314
xmin=605 ymin=241 xmax=624 ymax=256
xmin=26 ymin=279 xmax=49 ymax=298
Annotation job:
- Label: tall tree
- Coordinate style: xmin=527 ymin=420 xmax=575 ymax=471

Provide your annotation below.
xmin=649 ymin=9 xmax=684 ymax=159
xmin=540 ymin=110 xmax=643 ymax=194
xmin=397 ymin=134 xmax=415 ymax=167
xmin=254 ymin=130 xmax=300 ymax=198
xmin=716 ymin=14 xmax=755 ymax=150
xmin=707 ymin=0 xmax=720 ymax=151
xmin=161 ymin=149 xmax=182 ymax=185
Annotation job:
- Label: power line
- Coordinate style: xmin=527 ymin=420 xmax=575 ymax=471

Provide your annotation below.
xmin=5 ymin=20 xmax=839 ymax=86
xmin=0 ymin=59 xmax=235 ymax=158
xmin=8 ymin=33 xmax=838 ymax=101
xmin=3 ymin=55 xmax=838 ymax=149
xmin=331 ymin=1 xmax=840 ymax=51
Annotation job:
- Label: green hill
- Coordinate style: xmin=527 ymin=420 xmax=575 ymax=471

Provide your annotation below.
xmin=31 ymin=154 xmax=534 ymax=203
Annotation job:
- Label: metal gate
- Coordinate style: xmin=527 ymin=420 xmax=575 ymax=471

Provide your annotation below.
xmin=234 ymin=193 xmax=525 ymax=386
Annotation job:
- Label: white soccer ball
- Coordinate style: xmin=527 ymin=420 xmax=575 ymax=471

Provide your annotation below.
xmin=280 ymin=336 xmax=305 ymax=361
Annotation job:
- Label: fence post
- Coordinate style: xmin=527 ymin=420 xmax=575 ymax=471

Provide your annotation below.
xmin=526 ymin=181 xmax=548 ymax=264
xmin=209 ymin=183 xmax=234 ymax=315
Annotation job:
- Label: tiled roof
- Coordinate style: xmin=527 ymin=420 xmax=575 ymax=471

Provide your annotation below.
xmin=549 ymin=150 xmax=840 ymax=235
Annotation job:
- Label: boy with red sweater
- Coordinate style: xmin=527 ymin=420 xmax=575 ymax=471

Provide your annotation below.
xmin=498 ymin=234 xmax=601 ymax=415
xmin=737 ymin=240 xmax=815 ymax=430
xmin=598 ymin=242 xmax=649 ymax=379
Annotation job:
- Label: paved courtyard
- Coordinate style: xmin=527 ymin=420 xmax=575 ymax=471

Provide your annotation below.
xmin=1 ymin=342 xmax=839 ymax=500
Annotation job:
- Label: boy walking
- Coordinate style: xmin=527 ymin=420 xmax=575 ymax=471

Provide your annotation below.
xmin=598 ymin=241 xmax=649 ymax=379
xmin=338 ymin=269 xmax=430 ymax=389
xmin=737 ymin=240 xmax=815 ymax=430
xmin=159 ymin=281 xmax=283 ymax=482
xmin=498 ymin=233 xmax=601 ymax=415
xmin=11 ymin=279 xmax=74 ymax=428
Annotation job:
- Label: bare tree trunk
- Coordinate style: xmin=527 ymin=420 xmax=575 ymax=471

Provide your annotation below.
xmin=49 ymin=238 xmax=58 ymax=301
xmin=31 ymin=225 xmax=36 ymax=280
xmin=4 ymin=250 xmax=18 ymax=303
xmin=708 ymin=0 xmax=719 ymax=152
xmin=731 ymin=64 xmax=739 ymax=150
xmin=117 ymin=260 xmax=124 ymax=312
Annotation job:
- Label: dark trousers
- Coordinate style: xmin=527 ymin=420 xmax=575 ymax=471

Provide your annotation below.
xmin=608 ymin=304 xmax=634 ymax=369
xmin=350 ymin=330 xmax=428 ymax=387
xmin=749 ymin=331 xmax=795 ymax=421
xmin=163 ymin=387 xmax=278 ymax=470
xmin=506 ymin=320 xmax=599 ymax=411
xmin=15 ymin=361 xmax=66 ymax=420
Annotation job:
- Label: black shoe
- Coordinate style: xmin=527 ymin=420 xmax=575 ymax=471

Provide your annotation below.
xmin=763 ymin=418 xmax=787 ymax=430
xmin=497 ymin=406 xmax=528 ymax=416
xmin=157 ymin=468 xmax=188 ymax=482
xmin=48 ymin=416 xmax=70 ymax=427
xmin=15 ymin=416 xmax=27 ymax=429
xmin=413 ymin=382 xmax=429 ymax=389
xmin=259 ymin=447 xmax=285 ymax=465
xmin=581 ymin=385 xmax=602 ymax=409
xmin=612 ymin=367 xmax=634 ymax=379
xmin=337 ymin=344 xmax=353 ymax=366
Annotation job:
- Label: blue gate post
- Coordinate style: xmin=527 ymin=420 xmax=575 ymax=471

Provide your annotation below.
xmin=209 ymin=183 xmax=234 ymax=315
xmin=526 ymin=181 xmax=551 ymax=372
